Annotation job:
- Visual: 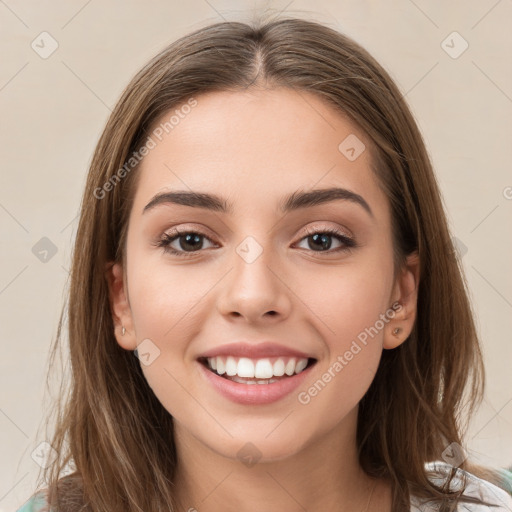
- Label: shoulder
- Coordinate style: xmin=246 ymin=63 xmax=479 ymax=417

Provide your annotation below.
xmin=410 ymin=461 xmax=512 ymax=511
xmin=16 ymin=491 xmax=51 ymax=512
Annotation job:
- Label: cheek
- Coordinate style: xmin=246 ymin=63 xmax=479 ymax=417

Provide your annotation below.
xmin=122 ymin=260 xmax=192 ymax=399
xmin=296 ymin=281 xmax=387 ymax=420
xmin=127 ymin=247 xmax=208 ymax=341
xmin=292 ymin=258 xmax=392 ymax=413
xmin=296 ymin=257 xmax=393 ymax=351
xmin=124 ymin=259 xmax=200 ymax=417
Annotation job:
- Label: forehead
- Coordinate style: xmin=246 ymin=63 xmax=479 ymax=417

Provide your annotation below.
xmin=131 ymin=88 xmax=386 ymax=218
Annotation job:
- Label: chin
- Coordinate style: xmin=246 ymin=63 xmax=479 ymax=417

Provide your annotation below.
xmin=204 ymin=432 xmax=310 ymax=466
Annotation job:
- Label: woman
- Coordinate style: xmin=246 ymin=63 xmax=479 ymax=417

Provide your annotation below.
xmin=18 ymin=16 xmax=512 ymax=512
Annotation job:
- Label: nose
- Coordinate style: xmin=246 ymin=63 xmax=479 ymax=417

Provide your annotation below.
xmin=216 ymin=241 xmax=292 ymax=324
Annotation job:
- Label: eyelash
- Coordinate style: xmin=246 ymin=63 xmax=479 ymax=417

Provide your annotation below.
xmin=155 ymin=226 xmax=357 ymax=258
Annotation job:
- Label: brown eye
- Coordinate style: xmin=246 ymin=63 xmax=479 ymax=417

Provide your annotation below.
xmin=295 ymin=227 xmax=356 ymax=253
xmin=157 ymin=230 xmax=216 ymax=256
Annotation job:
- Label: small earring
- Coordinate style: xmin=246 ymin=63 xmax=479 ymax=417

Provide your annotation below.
xmin=121 ymin=326 xmax=126 ymax=336
xmin=392 ymin=327 xmax=401 ymax=336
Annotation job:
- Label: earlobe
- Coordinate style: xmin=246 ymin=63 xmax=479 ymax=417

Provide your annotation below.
xmin=384 ymin=314 xmax=407 ymax=350
xmin=383 ymin=251 xmax=420 ymax=350
xmin=105 ymin=261 xmax=137 ymax=351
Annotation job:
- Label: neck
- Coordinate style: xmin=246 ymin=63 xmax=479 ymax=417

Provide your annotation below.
xmin=172 ymin=407 xmax=390 ymax=512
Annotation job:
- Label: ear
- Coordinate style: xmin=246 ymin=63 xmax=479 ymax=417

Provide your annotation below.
xmin=383 ymin=251 xmax=420 ymax=350
xmin=105 ymin=261 xmax=137 ymax=351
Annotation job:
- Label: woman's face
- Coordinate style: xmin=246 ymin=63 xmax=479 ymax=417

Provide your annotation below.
xmin=109 ymin=87 xmax=417 ymax=462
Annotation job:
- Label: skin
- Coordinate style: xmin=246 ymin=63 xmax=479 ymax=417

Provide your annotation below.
xmin=107 ymin=87 xmax=420 ymax=512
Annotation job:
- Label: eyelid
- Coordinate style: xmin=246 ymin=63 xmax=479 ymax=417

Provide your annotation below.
xmin=160 ymin=223 xmax=218 ymax=240
xmin=297 ymin=222 xmax=353 ymax=239
xmin=159 ymin=222 xmax=352 ymax=244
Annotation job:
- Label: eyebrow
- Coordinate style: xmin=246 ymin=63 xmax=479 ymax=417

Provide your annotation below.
xmin=142 ymin=187 xmax=374 ymax=218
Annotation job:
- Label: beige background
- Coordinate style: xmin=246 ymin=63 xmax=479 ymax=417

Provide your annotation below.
xmin=1 ymin=1 xmax=511 ymax=510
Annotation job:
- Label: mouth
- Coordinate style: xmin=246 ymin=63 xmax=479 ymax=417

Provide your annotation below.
xmin=197 ymin=356 xmax=317 ymax=385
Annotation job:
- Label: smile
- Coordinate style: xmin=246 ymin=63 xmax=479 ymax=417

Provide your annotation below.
xmin=199 ymin=356 xmax=316 ymax=385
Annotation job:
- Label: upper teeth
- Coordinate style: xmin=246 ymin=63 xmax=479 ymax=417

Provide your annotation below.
xmin=206 ymin=356 xmax=309 ymax=378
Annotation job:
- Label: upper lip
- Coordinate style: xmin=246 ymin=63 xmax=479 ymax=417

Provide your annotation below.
xmin=198 ymin=342 xmax=315 ymax=360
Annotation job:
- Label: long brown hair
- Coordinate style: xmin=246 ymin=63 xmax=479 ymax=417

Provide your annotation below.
xmin=35 ymin=15 xmax=503 ymax=512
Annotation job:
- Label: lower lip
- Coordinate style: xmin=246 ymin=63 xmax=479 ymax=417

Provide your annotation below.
xmin=197 ymin=360 xmax=315 ymax=405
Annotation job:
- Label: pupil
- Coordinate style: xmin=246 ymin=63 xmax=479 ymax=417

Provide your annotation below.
xmin=310 ymin=233 xmax=331 ymax=251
